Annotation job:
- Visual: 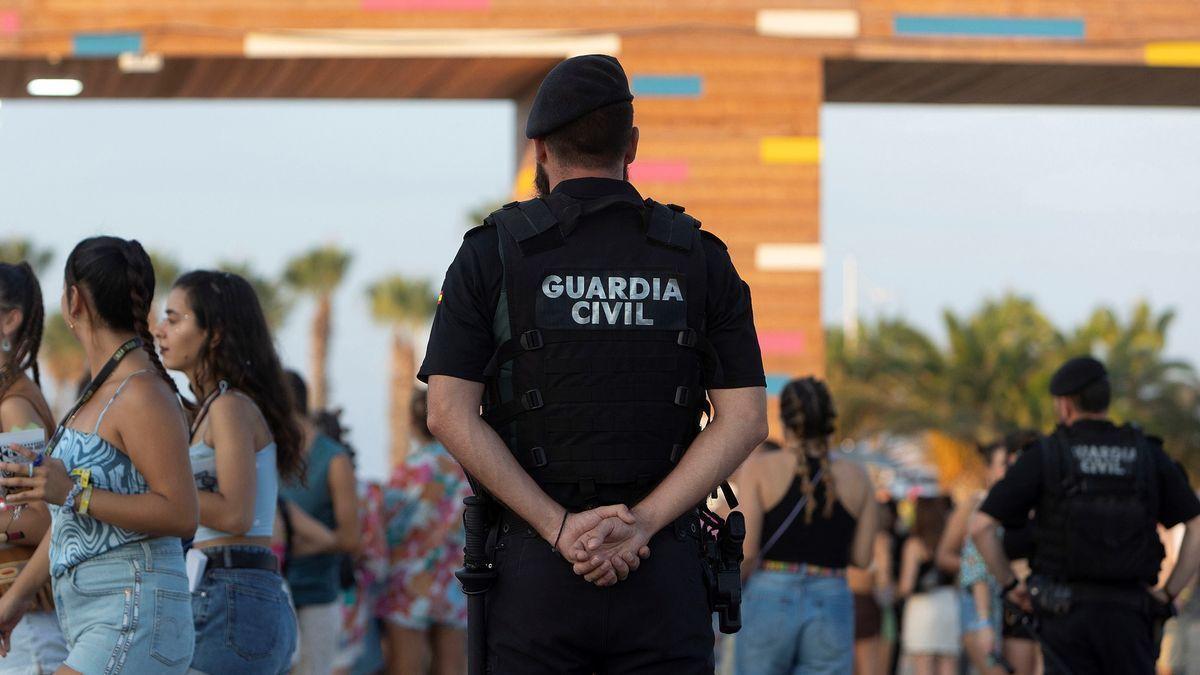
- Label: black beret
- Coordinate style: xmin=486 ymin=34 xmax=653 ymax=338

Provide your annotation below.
xmin=1049 ymin=356 xmax=1108 ymax=396
xmin=525 ymin=55 xmax=633 ymax=139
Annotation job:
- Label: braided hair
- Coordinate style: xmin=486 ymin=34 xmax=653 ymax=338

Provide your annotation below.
xmin=0 ymin=262 xmax=45 ymax=394
xmin=779 ymin=376 xmax=838 ymax=524
xmin=63 ymin=237 xmax=184 ymax=403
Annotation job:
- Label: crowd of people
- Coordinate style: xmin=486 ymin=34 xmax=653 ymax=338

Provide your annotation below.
xmin=0 ymin=238 xmax=471 ymax=674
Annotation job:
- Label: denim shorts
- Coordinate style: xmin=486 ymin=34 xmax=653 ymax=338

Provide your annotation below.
xmin=52 ymin=537 xmax=194 ymax=674
xmin=734 ymin=569 xmax=853 ymax=675
xmin=959 ymin=587 xmax=1002 ymax=636
xmin=189 ymin=547 xmax=297 ymax=675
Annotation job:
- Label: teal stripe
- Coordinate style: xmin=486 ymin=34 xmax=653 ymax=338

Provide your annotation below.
xmin=765 ymin=375 xmax=790 ymax=397
xmin=894 ymin=15 xmax=1084 ymax=39
xmin=73 ymin=32 xmax=143 ymax=57
xmin=631 ymin=75 xmax=703 ymax=98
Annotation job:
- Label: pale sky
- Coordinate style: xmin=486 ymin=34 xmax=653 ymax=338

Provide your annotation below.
xmin=1 ymin=99 xmax=1197 ymax=480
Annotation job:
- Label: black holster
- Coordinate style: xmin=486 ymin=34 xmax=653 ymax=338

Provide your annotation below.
xmin=456 ymin=493 xmax=499 ymax=675
xmin=701 ymin=506 xmax=745 ymax=634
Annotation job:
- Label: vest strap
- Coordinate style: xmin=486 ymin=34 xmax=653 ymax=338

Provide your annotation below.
xmin=646 ymin=202 xmax=698 ymax=251
xmin=493 ymin=199 xmax=559 ymax=243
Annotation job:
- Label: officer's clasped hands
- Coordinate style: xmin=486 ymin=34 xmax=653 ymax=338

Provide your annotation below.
xmin=550 ymin=504 xmax=652 ymax=587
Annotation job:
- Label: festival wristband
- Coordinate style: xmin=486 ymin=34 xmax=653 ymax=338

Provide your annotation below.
xmin=63 ymin=482 xmax=83 ymax=512
xmin=78 ymin=486 xmax=94 ymax=516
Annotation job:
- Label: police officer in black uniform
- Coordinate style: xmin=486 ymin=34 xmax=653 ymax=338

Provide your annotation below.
xmin=419 ymin=54 xmax=769 ymax=674
xmin=970 ymin=356 xmax=1200 ymax=674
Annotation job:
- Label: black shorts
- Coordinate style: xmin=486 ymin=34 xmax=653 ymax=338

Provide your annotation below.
xmin=1038 ymin=603 xmax=1154 ymax=674
xmin=854 ymin=593 xmax=882 ymax=639
xmin=485 ymin=514 xmax=714 ymax=674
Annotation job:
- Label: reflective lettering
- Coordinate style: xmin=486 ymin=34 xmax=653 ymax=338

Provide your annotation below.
xmin=602 ymin=302 xmax=622 ymax=324
xmin=609 ymin=277 xmax=628 ymax=300
xmin=542 ymin=275 xmax=564 ymax=299
xmin=571 ymin=301 xmax=590 ymax=324
xmin=586 ymin=277 xmax=605 ymax=299
xmin=566 ymin=277 xmax=585 ymax=299
xmin=630 ymin=277 xmax=650 ymax=300
xmin=663 ymin=279 xmax=684 ymax=302
xmin=636 ymin=304 xmax=654 ymax=326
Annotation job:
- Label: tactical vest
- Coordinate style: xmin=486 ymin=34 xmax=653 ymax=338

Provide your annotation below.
xmin=480 ymin=193 xmax=721 ymax=509
xmin=1032 ymin=424 xmax=1164 ymax=584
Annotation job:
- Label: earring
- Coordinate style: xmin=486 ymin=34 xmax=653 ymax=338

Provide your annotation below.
xmin=1 ymin=338 xmax=10 ymax=353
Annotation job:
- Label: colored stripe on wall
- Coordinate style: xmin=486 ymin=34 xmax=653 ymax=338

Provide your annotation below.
xmin=894 ymin=15 xmax=1085 ymax=40
xmin=756 ymin=243 xmax=824 ymax=272
xmin=0 ymin=11 xmax=18 ymax=35
xmin=631 ymin=75 xmax=703 ymax=98
xmin=363 ymin=0 xmax=489 ymax=10
xmin=512 ymin=166 xmax=536 ymax=201
xmin=759 ymin=331 xmax=806 ymax=356
xmin=73 ymin=32 xmax=143 ymax=56
xmin=760 ymin=136 xmax=821 ymax=164
xmin=630 ymin=161 xmax=689 ymax=183
xmin=244 ymin=30 xmax=620 ymax=58
xmin=1145 ymin=42 xmax=1200 ymax=67
xmin=765 ymin=374 xmax=790 ymax=397
xmin=757 ymin=10 xmax=860 ymax=39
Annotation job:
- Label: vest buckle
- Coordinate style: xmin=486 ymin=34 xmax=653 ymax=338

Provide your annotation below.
xmin=674 ymin=386 xmax=691 ymax=407
xmin=520 ymin=330 xmax=544 ymax=351
xmin=522 ymin=389 xmax=544 ymax=411
xmin=676 ymin=329 xmax=697 ymax=348
xmin=530 ymin=447 xmax=548 ymax=468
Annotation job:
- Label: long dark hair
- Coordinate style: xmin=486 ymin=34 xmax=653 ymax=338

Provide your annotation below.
xmin=64 ymin=237 xmax=181 ymax=399
xmin=779 ymin=376 xmax=839 ymax=523
xmin=0 ymin=262 xmax=45 ymax=393
xmin=912 ymin=496 xmax=951 ymax=553
xmin=174 ymin=270 xmax=304 ymax=481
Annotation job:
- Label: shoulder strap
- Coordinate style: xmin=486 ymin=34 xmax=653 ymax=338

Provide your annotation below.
xmin=1123 ymin=424 xmax=1160 ymax=516
xmin=93 ymin=369 xmax=154 ymax=434
xmin=645 ymin=201 xmax=699 ymax=252
xmin=491 ymin=199 xmax=559 ymax=244
xmin=1040 ymin=429 xmax=1072 ymax=497
xmin=756 ymin=466 xmax=825 ymax=564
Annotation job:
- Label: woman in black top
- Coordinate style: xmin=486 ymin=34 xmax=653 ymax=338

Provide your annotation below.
xmin=735 ymin=377 xmax=879 ymax=675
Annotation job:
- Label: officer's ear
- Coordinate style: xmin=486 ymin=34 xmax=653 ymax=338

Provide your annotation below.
xmin=624 ymin=127 xmax=640 ymax=166
xmin=533 ymin=138 xmax=550 ymax=166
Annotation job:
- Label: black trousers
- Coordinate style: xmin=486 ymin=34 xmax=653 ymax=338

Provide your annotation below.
xmin=484 ymin=515 xmax=714 ymax=674
xmin=1038 ymin=601 xmax=1155 ymax=675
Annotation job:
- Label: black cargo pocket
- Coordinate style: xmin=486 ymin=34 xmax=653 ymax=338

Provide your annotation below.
xmin=225 ymin=582 xmax=281 ymax=660
xmin=152 ymin=588 xmax=194 ymax=667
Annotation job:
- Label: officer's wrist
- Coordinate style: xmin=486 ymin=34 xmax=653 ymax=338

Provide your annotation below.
xmin=631 ymin=502 xmax=666 ymax=535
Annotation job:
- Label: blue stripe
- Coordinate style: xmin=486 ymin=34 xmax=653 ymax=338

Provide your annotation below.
xmin=73 ymin=32 xmax=143 ymax=57
xmin=765 ymin=374 xmax=790 ymax=397
xmin=631 ymin=75 xmax=703 ymax=98
xmin=894 ymin=15 xmax=1084 ymax=39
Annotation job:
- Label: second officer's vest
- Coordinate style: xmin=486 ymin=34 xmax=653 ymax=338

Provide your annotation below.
xmin=481 ymin=192 xmax=721 ymax=509
xmin=1033 ymin=424 xmax=1164 ymax=584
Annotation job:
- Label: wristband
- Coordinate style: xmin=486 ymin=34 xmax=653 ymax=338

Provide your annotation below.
xmin=78 ymin=486 xmax=94 ymax=516
xmin=63 ymin=481 xmax=83 ymax=513
xmin=551 ymin=510 xmax=569 ymax=553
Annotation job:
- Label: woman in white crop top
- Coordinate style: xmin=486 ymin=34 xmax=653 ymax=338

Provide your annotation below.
xmin=156 ymin=270 xmax=305 ymax=675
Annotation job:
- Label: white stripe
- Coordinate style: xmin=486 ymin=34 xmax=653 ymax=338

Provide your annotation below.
xmin=244 ymin=29 xmax=621 ymax=58
xmin=756 ymin=243 xmax=824 ymax=271
xmin=756 ymin=10 xmax=860 ymax=39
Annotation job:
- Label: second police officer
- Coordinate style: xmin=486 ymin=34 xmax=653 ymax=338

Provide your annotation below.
xmin=971 ymin=356 xmax=1200 ymax=674
xmin=419 ymin=55 xmax=769 ymax=673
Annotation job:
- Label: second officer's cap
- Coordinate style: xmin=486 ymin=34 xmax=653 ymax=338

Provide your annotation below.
xmin=525 ymin=55 xmax=634 ymax=139
xmin=1049 ymin=356 xmax=1108 ymax=396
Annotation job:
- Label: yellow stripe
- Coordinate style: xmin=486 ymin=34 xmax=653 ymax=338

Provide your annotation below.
xmin=760 ymin=136 xmax=821 ymax=164
xmin=1145 ymin=42 xmax=1200 ymax=67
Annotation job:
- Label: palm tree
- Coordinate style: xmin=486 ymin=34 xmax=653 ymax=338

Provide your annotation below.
xmin=145 ymin=249 xmax=182 ymax=328
xmin=0 ymin=238 xmax=54 ymax=274
xmin=284 ymin=245 xmax=352 ymax=411
xmin=41 ymin=312 xmax=85 ymax=415
xmin=218 ymin=261 xmax=293 ymax=331
xmin=367 ymin=275 xmax=437 ymax=467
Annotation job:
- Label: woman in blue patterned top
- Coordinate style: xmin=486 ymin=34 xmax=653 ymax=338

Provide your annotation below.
xmin=0 ymin=236 xmax=199 ymax=674
xmin=156 ymin=270 xmax=305 ymax=674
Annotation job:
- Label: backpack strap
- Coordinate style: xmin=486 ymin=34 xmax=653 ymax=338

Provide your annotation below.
xmin=645 ymin=201 xmax=699 ymax=252
xmin=491 ymin=199 xmax=559 ymax=246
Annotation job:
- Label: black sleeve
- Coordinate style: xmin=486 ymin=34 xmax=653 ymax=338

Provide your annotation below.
xmin=1154 ymin=445 xmax=1200 ymax=528
xmin=417 ymin=231 xmax=499 ymax=384
xmin=980 ymin=444 xmax=1044 ymax=527
xmin=702 ymin=236 xmax=766 ymax=389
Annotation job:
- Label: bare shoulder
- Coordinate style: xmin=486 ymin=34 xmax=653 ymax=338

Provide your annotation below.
xmin=831 ymin=455 xmax=869 ymax=487
xmin=0 ymin=395 xmax=38 ymax=430
xmin=210 ymin=390 xmax=263 ymax=427
xmin=111 ymin=372 xmax=186 ymax=427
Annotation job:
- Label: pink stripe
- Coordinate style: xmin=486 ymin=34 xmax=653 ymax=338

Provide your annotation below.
xmin=630 ymin=161 xmax=689 ymax=183
xmin=759 ymin=331 xmax=806 ymax=355
xmin=0 ymin=12 xmax=18 ymax=34
xmin=362 ymin=0 xmax=489 ymax=9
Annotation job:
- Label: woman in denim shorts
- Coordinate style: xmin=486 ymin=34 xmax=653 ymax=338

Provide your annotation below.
xmin=156 ymin=270 xmax=303 ymax=674
xmin=0 ymin=236 xmax=200 ymax=673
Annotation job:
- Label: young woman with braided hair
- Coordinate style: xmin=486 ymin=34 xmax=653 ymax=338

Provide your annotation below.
xmin=0 ymin=236 xmax=199 ymax=674
xmin=0 ymin=262 xmax=68 ymax=673
xmin=155 ymin=269 xmax=302 ymax=674
xmin=734 ymin=376 xmax=879 ymax=675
